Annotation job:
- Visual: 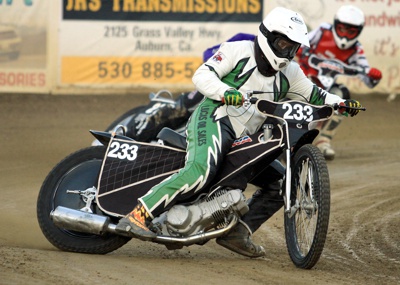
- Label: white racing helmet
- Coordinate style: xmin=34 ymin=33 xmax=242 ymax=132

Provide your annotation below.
xmin=332 ymin=5 xmax=365 ymax=50
xmin=256 ymin=7 xmax=309 ymax=75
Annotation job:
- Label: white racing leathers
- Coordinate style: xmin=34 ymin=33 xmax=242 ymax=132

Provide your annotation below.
xmin=193 ymin=40 xmax=345 ymax=138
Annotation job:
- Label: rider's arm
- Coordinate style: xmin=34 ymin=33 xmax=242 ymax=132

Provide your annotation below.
xmin=193 ymin=42 xmax=245 ymax=101
xmin=348 ymin=43 xmax=381 ymax=88
xmin=192 ymin=65 xmax=230 ymax=101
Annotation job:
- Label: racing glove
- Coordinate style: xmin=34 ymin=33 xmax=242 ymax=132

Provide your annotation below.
xmin=223 ymin=89 xmax=243 ymax=106
xmin=338 ymin=99 xmax=363 ymax=117
xmin=367 ymin=67 xmax=382 ymax=81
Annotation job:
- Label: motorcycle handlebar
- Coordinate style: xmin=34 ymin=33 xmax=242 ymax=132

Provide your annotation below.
xmin=222 ymin=91 xmax=366 ymax=112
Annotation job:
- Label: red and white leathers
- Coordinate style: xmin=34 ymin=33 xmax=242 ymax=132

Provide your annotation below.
xmin=297 ymin=22 xmax=379 ymax=89
xmin=296 ymin=23 xmax=378 ymax=160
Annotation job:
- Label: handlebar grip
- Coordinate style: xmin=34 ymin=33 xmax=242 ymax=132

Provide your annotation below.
xmin=221 ymin=96 xmax=257 ymax=105
xmin=333 ymin=103 xmax=366 ymax=111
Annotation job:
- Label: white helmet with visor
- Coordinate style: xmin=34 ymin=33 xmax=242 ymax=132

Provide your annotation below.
xmin=333 ymin=5 xmax=365 ymax=50
xmin=256 ymin=7 xmax=309 ymax=75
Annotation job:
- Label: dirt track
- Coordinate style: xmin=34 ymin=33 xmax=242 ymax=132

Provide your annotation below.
xmin=1 ymin=92 xmax=399 ymax=285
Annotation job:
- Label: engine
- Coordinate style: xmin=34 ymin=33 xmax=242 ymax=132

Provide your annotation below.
xmin=151 ymin=189 xmax=249 ymax=237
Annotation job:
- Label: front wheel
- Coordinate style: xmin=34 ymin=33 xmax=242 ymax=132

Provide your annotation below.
xmin=37 ymin=146 xmax=131 ymax=254
xmin=284 ymin=144 xmax=330 ymax=269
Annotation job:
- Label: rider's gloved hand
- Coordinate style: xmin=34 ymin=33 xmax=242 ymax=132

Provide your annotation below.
xmin=338 ymin=99 xmax=363 ymax=117
xmin=367 ymin=67 xmax=382 ymax=81
xmin=223 ymin=89 xmax=243 ymax=106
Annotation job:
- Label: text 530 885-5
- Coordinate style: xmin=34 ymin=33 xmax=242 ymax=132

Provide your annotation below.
xmin=97 ymin=60 xmax=198 ymax=80
xmin=61 ymin=56 xmax=203 ymax=84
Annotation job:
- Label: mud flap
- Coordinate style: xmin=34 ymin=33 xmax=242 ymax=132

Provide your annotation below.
xmin=96 ymin=138 xmax=186 ymax=217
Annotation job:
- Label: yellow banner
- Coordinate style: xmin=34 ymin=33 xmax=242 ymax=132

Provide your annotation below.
xmin=61 ymin=56 xmax=203 ymax=84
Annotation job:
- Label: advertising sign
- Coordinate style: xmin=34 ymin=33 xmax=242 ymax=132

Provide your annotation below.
xmin=0 ymin=0 xmax=48 ymax=93
xmin=59 ymin=0 xmax=263 ymax=88
xmin=0 ymin=1 xmax=398 ymax=95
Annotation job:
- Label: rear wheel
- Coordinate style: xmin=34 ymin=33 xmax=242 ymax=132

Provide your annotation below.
xmin=284 ymin=144 xmax=330 ymax=269
xmin=37 ymin=146 xmax=131 ymax=254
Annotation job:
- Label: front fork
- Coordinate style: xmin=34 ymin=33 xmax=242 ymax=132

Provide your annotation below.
xmin=284 ymin=148 xmax=297 ymax=217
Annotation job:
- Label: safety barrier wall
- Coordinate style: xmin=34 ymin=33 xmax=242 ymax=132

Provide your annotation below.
xmin=0 ymin=0 xmax=398 ymax=96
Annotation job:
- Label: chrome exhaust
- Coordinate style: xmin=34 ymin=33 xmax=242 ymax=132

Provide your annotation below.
xmin=51 ymin=206 xmax=236 ymax=245
xmin=51 ymin=206 xmax=116 ymax=235
xmin=153 ymin=215 xmax=237 ymax=245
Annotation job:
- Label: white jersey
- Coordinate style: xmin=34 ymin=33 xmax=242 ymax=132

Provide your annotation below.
xmin=193 ymin=40 xmax=344 ymax=138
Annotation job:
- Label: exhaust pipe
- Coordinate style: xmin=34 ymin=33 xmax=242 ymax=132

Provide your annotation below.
xmin=153 ymin=216 xmax=237 ymax=245
xmin=51 ymin=206 xmax=117 ymax=235
xmin=51 ymin=206 xmax=236 ymax=245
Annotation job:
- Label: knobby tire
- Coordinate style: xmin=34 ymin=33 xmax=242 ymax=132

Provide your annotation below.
xmin=284 ymin=144 xmax=330 ymax=269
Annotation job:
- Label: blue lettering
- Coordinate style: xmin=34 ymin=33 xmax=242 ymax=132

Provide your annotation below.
xmin=0 ymin=0 xmax=32 ymax=6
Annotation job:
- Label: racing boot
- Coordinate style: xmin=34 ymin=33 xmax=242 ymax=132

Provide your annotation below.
xmin=313 ymin=114 xmax=343 ymax=160
xmin=314 ymin=140 xmax=335 ymax=160
xmin=115 ymin=202 xmax=156 ymax=241
xmin=216 ymin=220 xmax=266 ymax=258
xmin=217 ymin=169 xmax=285 ymax=258
xmin=242 ymin=185 xmax=284 ymax=233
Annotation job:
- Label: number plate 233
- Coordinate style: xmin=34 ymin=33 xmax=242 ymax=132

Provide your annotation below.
xmin=107 ymin=141 xmax=138 ymax=161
